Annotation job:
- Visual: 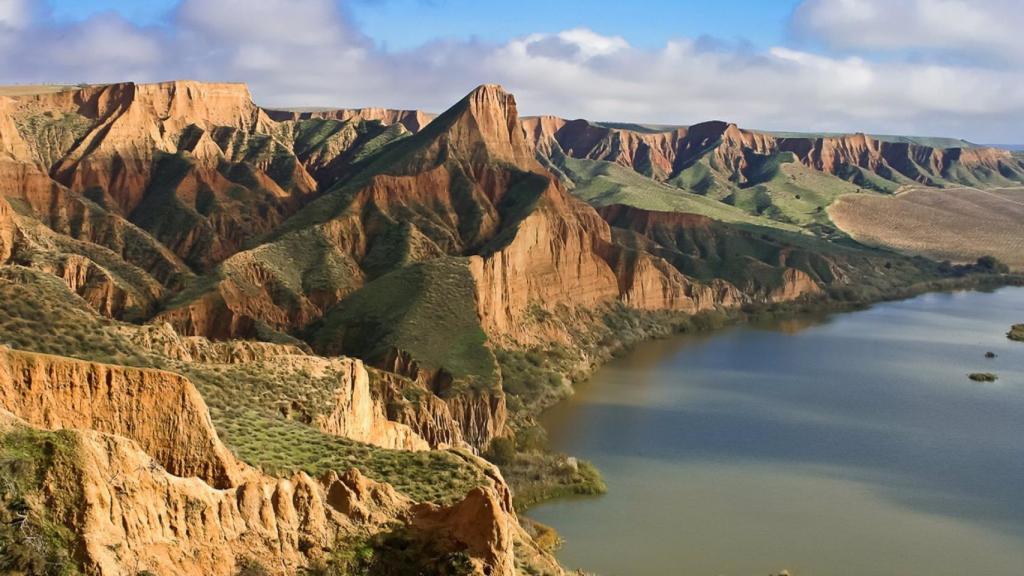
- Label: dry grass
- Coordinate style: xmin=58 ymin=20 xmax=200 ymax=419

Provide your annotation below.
xmin=0 ymin=84 xmax=76 ymax=97
xmin=829 ymin=186 xmax=1024 ymax=270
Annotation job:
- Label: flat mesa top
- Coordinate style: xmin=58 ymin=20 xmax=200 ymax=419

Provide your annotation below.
xmin=0 ymin=84 xmax=78 ymax=96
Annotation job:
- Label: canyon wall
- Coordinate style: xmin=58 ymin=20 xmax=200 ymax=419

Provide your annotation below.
xmin=526 ymin=116 xmax=1024 ymax=187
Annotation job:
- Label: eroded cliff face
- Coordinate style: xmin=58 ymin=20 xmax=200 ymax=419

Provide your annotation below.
xmin=123 ymin=323 xmax=431 ymax=452
xmin=317 ymin=358 xmax=430 ymax=451
xmin=1 ymin=409 xmax=544 ymax=576
xmin=0 ymin=343 xmax=560 ymax=576
xmin=267 ymin=106 xmax=435 ymax=133
xmin=156 ymin=84 xmax=842 ymax=354
xmin=0 ymin=81 xmax=429 ymax=277
xmin=470 ymin=106 xmax=825 ymax=344
xmin=528 ymin=116 xmax=1024 ymax=188
xmin=0 ymin=195 xmax=16 ymax=263
xmin=600 ymin=204 xmax=828 ymax=302
xmin=0 ymin=346 xmax=243 ymax=488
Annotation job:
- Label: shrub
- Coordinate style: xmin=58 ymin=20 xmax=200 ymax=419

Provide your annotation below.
xmin=975 ymin=255 xmax=1010 ymax=274
xmin=484 ymin=437 xmax=516 ymax=466
xmin=236 ymin=557 xmax=270 ymax=576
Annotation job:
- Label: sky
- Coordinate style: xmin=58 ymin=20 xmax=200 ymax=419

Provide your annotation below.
xmin=1 ymin=0 xmax=1021 ymax=142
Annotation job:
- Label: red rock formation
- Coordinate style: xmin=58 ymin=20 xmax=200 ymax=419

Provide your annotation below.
xmin=528 ymin=115 xmax=1024 ymax=187
xmin=267 ymin=106 xmax=435 ymax=133
xmin=0 ymin=342 xmax=560 ymax=576
xmin=0 ymin=346 xmax=243 ymax=487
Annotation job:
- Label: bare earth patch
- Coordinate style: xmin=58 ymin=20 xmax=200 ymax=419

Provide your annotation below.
xmin=828 ymin=186 xmax=1024 ymax=270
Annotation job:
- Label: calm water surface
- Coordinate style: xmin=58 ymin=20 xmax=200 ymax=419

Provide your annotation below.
xmin=530 ymin=288 xmax=1024 ymax=576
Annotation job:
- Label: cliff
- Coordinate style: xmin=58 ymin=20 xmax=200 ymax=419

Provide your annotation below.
xmin=0 ymin=409 xmax=549 ymax=576
xmin=0 ymin=81 xmax=427 ymax=278
xmin=0 ymin=345 xmax=244 ymax=487
xmin=0 ymin=342 xmax=560 ymax=575
xmin=528 ymin=116 xmax=1024 ymax=190
xmin=0 ymin=79 xmax=978 ymax=576
xmin=266 ymin=106 xmax=435 ymax=133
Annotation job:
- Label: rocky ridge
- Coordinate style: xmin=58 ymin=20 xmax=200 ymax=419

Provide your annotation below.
xmin=0 ymin=79 xmax=984 ymax=576
xmin=525 ymin=116 xmax=1024 ymax=190
xmin=0 ymin=343 xmax=559 ymax=575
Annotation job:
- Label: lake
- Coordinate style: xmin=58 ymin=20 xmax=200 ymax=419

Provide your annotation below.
xmin=530 ymin=287 xmax=1024 ymax=576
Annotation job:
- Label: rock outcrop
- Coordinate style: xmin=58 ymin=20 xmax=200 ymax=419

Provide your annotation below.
xmin=317 ymin=358 xmax=430 ymax=451
xmin=0 ymin=346 xmax=244 ymax=487
xmin=527 ymin=116 xmax=1024 ymax=189
xmin=266 ymin=106 xmax=435 ymax=133
xmin=1 ymin=409 xmax=537 ymax=576
xmin=0 ymin=344 xmax=558 ymax=576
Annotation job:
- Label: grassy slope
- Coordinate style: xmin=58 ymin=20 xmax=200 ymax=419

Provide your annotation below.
xmin=557 ymin=146 xmax=885 ymax=237
xmin=829 ymin=187 xmax=1024 ymax=271
xmin=0 ymin=267 xmax=484 ymax=503
xmin=0 ymin=426 xmax=83 ymax=576
xmin=308 ymin=257 xmax=499 ymax=392
xmin=554 ymin=153 xmax=801 ymax=231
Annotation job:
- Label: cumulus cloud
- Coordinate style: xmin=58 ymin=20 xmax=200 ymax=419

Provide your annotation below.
xmin=0 ymin=0 xmax=1021 ymax=143
xmin=0 ymin=0 xmax=29 ymax=31
xmin=792 ymin=0 xmax=1024 ymax=63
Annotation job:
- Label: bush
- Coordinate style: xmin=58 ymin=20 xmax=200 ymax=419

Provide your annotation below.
xmin=975 ymin=255 xmax=1010 ymax=274
xmin=236 ymin=557 xmax=270 ymax=576
xmin=484 ymin=437 xmax=516 ymax=466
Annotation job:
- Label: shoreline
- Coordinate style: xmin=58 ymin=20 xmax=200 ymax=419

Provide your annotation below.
xmin=506 ymin=272 xmax=1024 ymax=515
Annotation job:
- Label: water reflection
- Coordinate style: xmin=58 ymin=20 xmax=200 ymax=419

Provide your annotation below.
xmin=531 ymin=287 xmax=1024 ymax=576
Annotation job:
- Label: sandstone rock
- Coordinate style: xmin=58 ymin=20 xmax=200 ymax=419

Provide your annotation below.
xmin=266 ymin=106 xmax=435 ymax=133
xmin=526 ymin=115 xmax=1023 ymax=188
xmin=0 ymin=346 xmax=244 ymax=487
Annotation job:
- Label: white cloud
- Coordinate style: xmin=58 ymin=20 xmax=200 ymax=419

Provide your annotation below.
xmin=0 ymin=0 xmax=28 ymax=31
xmin=792 ymin=0 xmax=1024 ymax=62
xmin=0 ymin=0 xmax=1021 ymax=143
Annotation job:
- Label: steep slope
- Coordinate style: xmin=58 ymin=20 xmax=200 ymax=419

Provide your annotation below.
xmin=530 ymin=117 xmax=1024 ymax=191
xmin=0 ymin=267 xmax=563 ymax=575
xmin=530 ymin=117 xmax=1024 ymax=234
xmin=0 ymin=82 xmax=423 ymax=277
xmin=266 ymin=106 xmax=435 ymax=133
xmin=158 ymin=85 xmax=538 ymax=337
xmin=0 ymin=373 xmax=556 ymax=576
xmin=164 ymin=84 xmax=913 ymax=391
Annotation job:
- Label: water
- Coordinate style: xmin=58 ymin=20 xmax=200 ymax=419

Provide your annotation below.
xmin=530 ymin=288 xmax=1024 ymax=576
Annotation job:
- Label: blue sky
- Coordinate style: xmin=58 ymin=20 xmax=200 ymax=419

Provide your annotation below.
xmin=3 ymin=0 xmax=1022 ymax=142
xmin=49 ymin=0 xmax=803 ymax=51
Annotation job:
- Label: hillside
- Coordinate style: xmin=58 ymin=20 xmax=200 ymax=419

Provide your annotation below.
xmin=829 ymin=186 xmax=1024 ymax=270
xmin=0 ymin=79 xmax=1014 ymax=575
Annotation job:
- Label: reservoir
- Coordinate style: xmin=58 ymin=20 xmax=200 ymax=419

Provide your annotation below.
xmin=530 ymin=287 xmax=1024 ymax=576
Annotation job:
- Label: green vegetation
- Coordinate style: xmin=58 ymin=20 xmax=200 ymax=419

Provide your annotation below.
xmin=495 ymin=345 xmax=579 ymax=416
xmin=217 ymin=412 xmax=482 ymax=504
xmin=732 ymin=153 xmax=870 ymax=227
xmin=309 ymin=257 xmax=499 ymax=392
xmin=0 ymin=267 xmax=152 ymax=366
xmin=1008 ymin=324 xmax=1024 ymax=342
xmin=968 ymin=373 xmax=998 ymax=382
xmin=13 ymin=110 xmax=93 ymax=167
xmin=235 ymin=557 xmax=270 ymax=576
xmin=481 ymin=410 xmax=607 ymax=511
xmin=552 ymin=151 xmax=798 ymax=231
xmin=0 ymin=427 xmax=83 ymax=576
xmin=304 ymin=530 xmax=474 ymax=576
xmin=0 ymin=267 xmax=485 ymax=505
xmin=976 ymin=255 xmax=1011 ymax=274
